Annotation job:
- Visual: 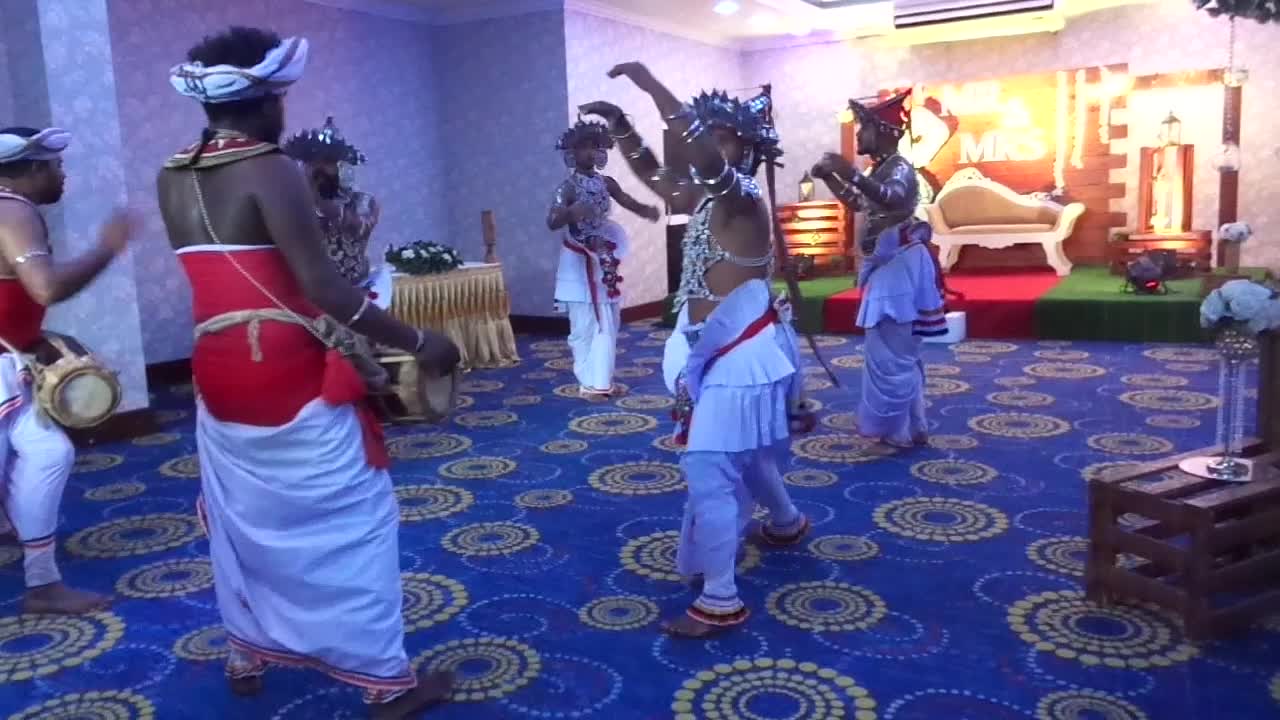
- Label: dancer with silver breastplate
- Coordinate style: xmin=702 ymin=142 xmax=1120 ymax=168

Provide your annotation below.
xmin=581 ymin=63 xmax=810 ymax=638
xmin=283 ymin=117 xmax=391 ymax=309
xmin=547 ymin=119 xmax=660 ymax=400
xmin=813 ymin=91 xmax=944 ymax=448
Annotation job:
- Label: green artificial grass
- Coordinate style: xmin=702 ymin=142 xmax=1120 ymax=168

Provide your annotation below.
xmin=1034 ymin=266 xmax=1271 ymax=343
xmin=659 ymin=275 xmax=854 ymax=333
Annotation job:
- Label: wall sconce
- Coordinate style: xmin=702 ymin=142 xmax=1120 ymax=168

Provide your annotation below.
xmin=1158 ymin=112 xmax=1182 ymax=147
xmin=799 ymin=171 xmax=815 ymax=202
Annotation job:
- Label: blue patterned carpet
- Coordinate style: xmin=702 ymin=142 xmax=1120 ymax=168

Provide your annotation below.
xmin=2 ymin=322 xmax=1278 ymax=719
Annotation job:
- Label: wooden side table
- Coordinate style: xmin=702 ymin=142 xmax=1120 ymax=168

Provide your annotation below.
xmin=1107 ymin=231 xmax=1212 ymax=276
xmin=1085 ymin=442 xmax=1280 ymax=641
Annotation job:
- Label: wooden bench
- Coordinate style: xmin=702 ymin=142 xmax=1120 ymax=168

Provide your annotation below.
xmin=1085 ymin=442 xmax=1280 ymax=640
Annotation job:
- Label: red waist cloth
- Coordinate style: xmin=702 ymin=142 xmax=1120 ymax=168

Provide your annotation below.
xmin=178 ymin=247 xmax=387 ymax=468
xmin=0 ymin=279 xmax=46 ymax=350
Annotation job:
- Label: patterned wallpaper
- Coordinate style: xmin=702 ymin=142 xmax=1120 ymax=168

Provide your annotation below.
xmin=2 ymin=0 xmax=149 ymax=411
xmin=740 ymin=1 xmax=1280 ymax=269
xmin=431 ymin=10 xmax=571 ymax=317
xmin=108 ymin=0 xmax=445 ymax=364
xmin=563 ymin=10 xmax=745 ymax=309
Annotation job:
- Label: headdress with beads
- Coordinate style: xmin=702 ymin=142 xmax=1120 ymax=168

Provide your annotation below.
xmin=555 ymin=119 xmax=614 ymax=152
xmin=556 ymin=119 xmax=613 ymax=170
xmin=690 ymin=88 xmax=783 ymax=174
xmin=283 ymin=116 xmax=365 ymax=165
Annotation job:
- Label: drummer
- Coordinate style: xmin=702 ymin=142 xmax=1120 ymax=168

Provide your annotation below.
xmin=158 ymin=27 xmax=460 ymax=713
xmin=282 ymin=117 xmax=392 ymax=309
xmin=0 ymin=126 xmax=138 ymax=614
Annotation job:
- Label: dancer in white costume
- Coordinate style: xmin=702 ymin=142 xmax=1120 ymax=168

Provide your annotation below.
xmin=159 ymin=27 xmax=459 ymax=717
xmin=547 ymin=119 xmax=660 ymax=399
xmin=582 ymin=64 xmax=812 ymax=638
xmin=0 ymin=126 xmax=137 ymax=615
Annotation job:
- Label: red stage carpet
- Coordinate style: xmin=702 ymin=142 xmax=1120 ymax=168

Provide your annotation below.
xmin=823 ymin=270 xmax=1064 ymax=338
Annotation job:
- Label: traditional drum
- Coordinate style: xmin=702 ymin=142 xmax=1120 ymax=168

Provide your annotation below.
xmin=0 ymin=333 xmax=121 ymax=428
xmin=375 ymin=353 xmax=458 ymax=424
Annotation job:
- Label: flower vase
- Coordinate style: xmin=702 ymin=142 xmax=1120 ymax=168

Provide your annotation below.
xmin=1180 ymin=324 xmax=1259 ymax=481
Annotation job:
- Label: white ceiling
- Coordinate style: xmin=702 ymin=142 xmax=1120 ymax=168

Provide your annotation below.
xmin=314 ymin=0 xmax=1157 ymax=47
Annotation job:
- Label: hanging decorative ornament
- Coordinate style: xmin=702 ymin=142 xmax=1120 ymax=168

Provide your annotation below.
xmin=1212 ymin=141 xmax=1242 ymax=172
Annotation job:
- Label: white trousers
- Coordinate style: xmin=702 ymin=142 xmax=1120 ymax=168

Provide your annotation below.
xmin=0 ymin=355 xmax=75 ymax=588
xmin=565 ymin=301 xmax=620 ymax=394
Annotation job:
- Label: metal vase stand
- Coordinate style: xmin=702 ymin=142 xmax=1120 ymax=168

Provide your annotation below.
xmin=1178 ymin=326 xmax=1258 ymax=482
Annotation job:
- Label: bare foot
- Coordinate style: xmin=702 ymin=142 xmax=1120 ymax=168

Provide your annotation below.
xmin=370 ymin=670 xmax=454 ymax=720
xmin=228 ymin=675 xmax=263 ymax=697
xmin=23 ymin=583 xmax=112 ymax=615
xmin=661 ymin=610 xmax=747 ymax=639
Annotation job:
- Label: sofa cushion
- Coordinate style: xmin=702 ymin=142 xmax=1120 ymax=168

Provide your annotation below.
xmin=948 ymin=223 xmax=1055 ymax=235
xmin=939 ymin=185 xmax=1059 ymax=226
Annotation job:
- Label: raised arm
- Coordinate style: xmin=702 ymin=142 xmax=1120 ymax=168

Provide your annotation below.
xmin=606 ymin=62 xmax=757 ymax=215
xmin=848 ymin=156 xmax=913 ymax=209
xmin=0 ymin=200 xmax=133 ymax=307
xmin=812 ymin=153 xmax=862 ymax=210
xmin=578 ymin=101 xmax=698 ymax=216
xmin=252 ymin=154 xmax=443 ymax=359
xmin=604 ymin=176 xmax=660 ymax=222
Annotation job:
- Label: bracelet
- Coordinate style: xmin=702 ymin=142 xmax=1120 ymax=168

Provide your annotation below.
xmin=346 ymin=295 xmax=370 ymax=326
xmin=625 ymin=145 xmax=651 ymax=160
xmin=13 ymin=249 xmax=50 ymax=264
xmin=608 ymin=114 xmax=636 ymax=140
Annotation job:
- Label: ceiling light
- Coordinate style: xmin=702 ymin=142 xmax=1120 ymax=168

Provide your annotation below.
xmin=713 ymin=0 xmax=741 ymax=14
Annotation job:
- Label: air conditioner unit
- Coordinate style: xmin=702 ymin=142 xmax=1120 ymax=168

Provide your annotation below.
xmin=895 ymin=0 xmax=1055 ymax=27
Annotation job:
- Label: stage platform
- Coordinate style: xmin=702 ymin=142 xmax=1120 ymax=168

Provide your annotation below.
xmin=659 ymin=266 xmax=1270 ymax=343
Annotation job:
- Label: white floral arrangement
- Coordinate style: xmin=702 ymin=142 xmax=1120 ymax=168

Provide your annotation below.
xmin=1200 ymin=279 xmax=1280 ymax=335
xmin=1218 ymin=221 xmax=1253 ymax=244
xmin=385 ymin=241 xmax=463 ymax=276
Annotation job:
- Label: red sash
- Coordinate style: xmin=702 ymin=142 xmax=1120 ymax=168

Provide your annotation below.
xmin=562 ymin=238 xmax=601 ymax=323
xmin=673 ymin=304 xmax=779 ymax=446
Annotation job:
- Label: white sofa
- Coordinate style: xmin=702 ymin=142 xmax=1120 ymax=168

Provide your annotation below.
xmin=922 ymin=176 xmax=1084 ymax=276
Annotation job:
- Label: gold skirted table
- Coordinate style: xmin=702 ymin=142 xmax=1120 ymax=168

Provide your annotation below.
xmin=390 ymin=263 xmax=520 ymax=369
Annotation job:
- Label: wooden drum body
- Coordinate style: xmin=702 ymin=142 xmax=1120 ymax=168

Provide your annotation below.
xmin=375 ymin=353 xmax=458 ymax=425
xmin=32 ymin=335 xmax=121 ymax=429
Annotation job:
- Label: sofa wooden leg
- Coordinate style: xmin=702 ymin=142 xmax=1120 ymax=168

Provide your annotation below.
xmin=1044 ymin=241 xmax=1073 ymax=276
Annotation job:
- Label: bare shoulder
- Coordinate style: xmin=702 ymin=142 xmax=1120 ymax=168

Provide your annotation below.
xmin=603 ymin=175 xmax=622 ymax=191
xmin=244 ymin=152 xmax=306 ymax=193
xmin=0 ymin=198 xmax=45 ymax=248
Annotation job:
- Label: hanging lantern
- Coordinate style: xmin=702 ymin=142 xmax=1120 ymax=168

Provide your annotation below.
xmin=1157 ymin=112 xmax=1182 ymax=147
xmin=798 ymin=171 xmax=816 ymax=202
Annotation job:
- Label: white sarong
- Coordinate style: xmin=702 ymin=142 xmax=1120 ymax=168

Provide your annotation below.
xmin=0 ymin=353 xmax=74 ymax=587
xmin=195 ymin=396 xmax=415 ymax=695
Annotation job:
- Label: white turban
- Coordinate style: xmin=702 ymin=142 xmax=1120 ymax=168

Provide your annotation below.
xmin=169 ymin=36 xmax=308 ymax=104
xmin=0 ymin=128 xmax=71 ymax=164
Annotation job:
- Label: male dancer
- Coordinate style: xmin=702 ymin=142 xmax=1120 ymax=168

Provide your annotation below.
xmin=0 ymin=126 xmax=136 ymax=614
xmin=547 ymin=119 xmax=660 ymax=399
xmin=158 ymin=27 xmax=457 ymax=716
xmin=813 ymin=92 xmax=945 ymax=448
xmin=282 ymin=117 xmax=391 ymax=307
xmin=582 ymin=64 xmax=810 ymax=638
